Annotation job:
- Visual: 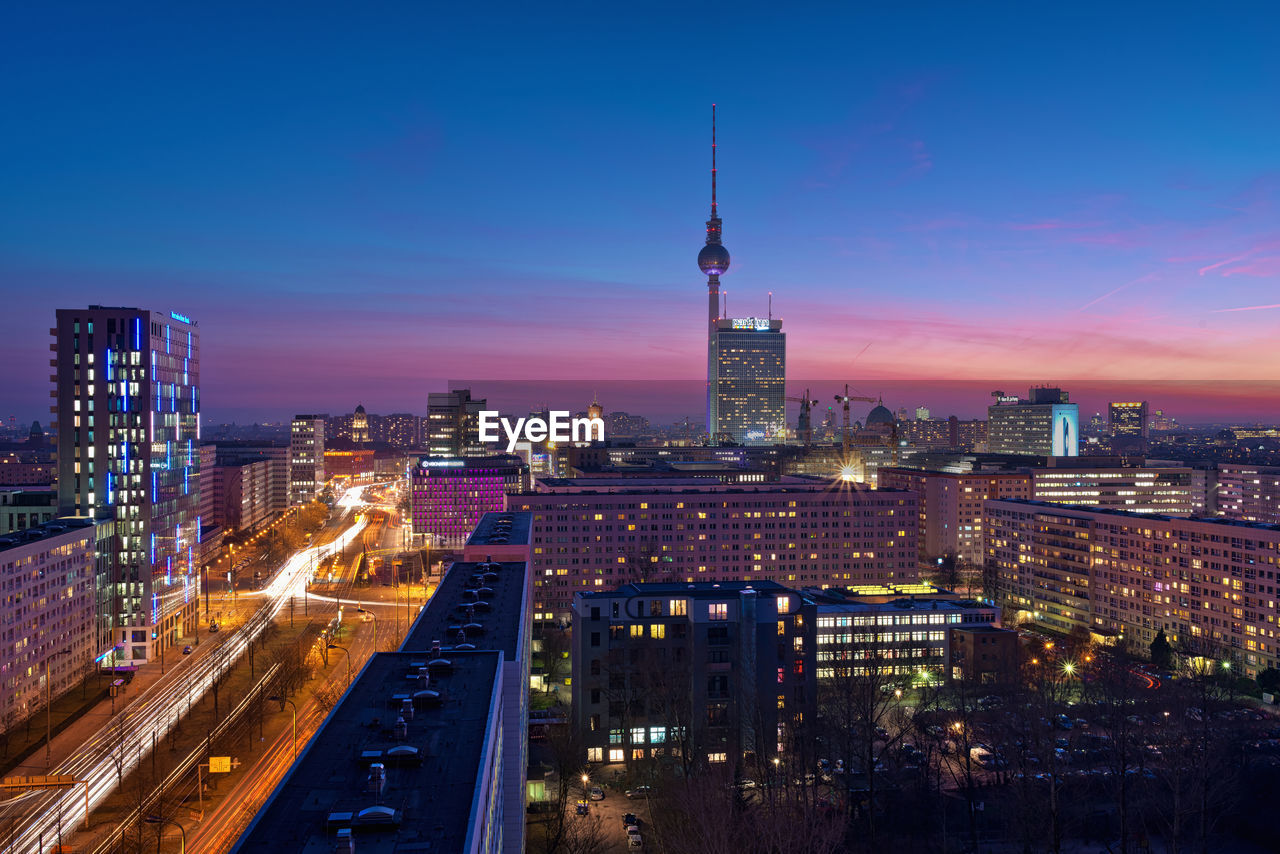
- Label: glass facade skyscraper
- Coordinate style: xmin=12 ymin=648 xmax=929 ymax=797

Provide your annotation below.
xmin=54 ymin=306 xmax=200 ymax=663
xmin=709 ymin=317 xmax=786 ymax=444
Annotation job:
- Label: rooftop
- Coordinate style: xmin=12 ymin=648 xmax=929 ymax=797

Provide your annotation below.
xmin=0 ymin=517 xmax=95 ymax=555
xmin=579 ymin=580 xmax=790 ymax=599
xmin=402 ymin=559 xmax=528 ymax=660
xmin=988 ymin=498 xmax=1280 ymax=534
xmin=233 ymin=650 xmax=502 ymax=854
xmin=465 ymin=511 xmax=531 ymax=549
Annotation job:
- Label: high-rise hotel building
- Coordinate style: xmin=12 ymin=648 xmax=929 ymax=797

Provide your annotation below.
xmin=54 ymin=306 xmax=200 ymax=662
xmin=710 ymin=317 xmax=787 ymax=444
xmin=987 ymin=387 xmax=1079 ymax=457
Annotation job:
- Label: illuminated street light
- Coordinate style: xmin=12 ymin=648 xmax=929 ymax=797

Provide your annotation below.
xmin=1062 ymin=662 xmax=1076 ymax=676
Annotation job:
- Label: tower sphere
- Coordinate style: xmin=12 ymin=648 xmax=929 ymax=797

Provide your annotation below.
xmin=698 ymin=244 xmax=731 ymax=276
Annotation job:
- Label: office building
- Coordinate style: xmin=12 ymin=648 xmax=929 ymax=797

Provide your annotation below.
xmin=1031 ymin=463 xmax=1202 ymax=515
xmin=410 ymin=456 xmax=527 ymax=546
xmin=0 ymin=518 xmax=102 ymax=729
xmin=235 ymin=549 xmax=532 ymax=854
xmin=53 ymin=306 xmax=200 ymax=661
xmin=987 ymin=387 xmax=1078 ymax=457
xmin=984 ymin=500 xmax=1280 ymax=675
xmin=216 ymin=443 xmax=291 ymax=513
xmin=289 ymin=415 xmax=325 ymax=504
xmin=511 ymin=482 xmax=918 ymax=627
xmin=427 ymin=389 xmax=487 ymax=457
xmin=1109 ymin=401 xmax=1149 ymax=448
xmin=1216 ymin=463 xmax=1280 ymax=525
xmin=384 ymin=413 xmax=422 ymax=448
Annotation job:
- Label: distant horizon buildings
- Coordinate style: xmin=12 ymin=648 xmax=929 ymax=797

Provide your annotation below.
xmin=53 ymin=305 xmax=201 ymax=663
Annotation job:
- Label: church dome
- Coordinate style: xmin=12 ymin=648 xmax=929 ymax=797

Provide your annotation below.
xmin=866 ymin=404 xmax=895 ymax=426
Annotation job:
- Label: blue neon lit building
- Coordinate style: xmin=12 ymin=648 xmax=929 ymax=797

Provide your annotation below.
xmin=55 ymin=306 xmax=201 ymax=664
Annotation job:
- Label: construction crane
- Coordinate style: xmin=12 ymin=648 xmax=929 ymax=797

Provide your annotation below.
xmin=834 ymin=384 xmax=878 ymax=456
xmin=784 ymin=389 xmax=814 ymax=449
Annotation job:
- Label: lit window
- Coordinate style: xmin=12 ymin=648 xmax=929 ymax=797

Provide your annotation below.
xmin=709 ymin=603 xmax=728 ymax=621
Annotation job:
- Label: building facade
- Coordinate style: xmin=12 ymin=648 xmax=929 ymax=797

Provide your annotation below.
xmin=985 ymin=499 xmax=1280 ymax=676
xmin=708 ymin=317 xmax=786 ymax=444
xmin=0 ymin=490 xmax=57 ymax=534
xmin=511 ymin=483 xmax=919 ymax=627
xmin=288 ymin=415 xmax=325 ymax=505
xmin=427 ymin=389 xmax=487 ymax=457
xmin=878 ymin=467 xmax=1033 ymax=566
xmin=987 ymin=387 xmax=1078 ymax=457
xmin=0 ymin=519 xmax=101 ymax=726
xmin=1216 ymin=463 xmax=1280 ymax=525
xmin=410 ymin=456 xmax=526 ymax=545
xmin=1031 ymin=465 xmax=1202 ymax=515
xmin=54 ymin=306 xmax=200 ymax=662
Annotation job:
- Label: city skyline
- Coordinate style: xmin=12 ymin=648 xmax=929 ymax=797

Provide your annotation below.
xmin=2 ymin=4 xmax=1279 ymax=424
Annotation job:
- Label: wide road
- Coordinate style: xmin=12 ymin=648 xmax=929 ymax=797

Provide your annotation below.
xmin=0 ymin=486 xmax=375 ymax=854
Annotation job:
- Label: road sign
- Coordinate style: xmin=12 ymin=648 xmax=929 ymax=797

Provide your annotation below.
xmin=209 ymin=756 xmax=232 ymax=773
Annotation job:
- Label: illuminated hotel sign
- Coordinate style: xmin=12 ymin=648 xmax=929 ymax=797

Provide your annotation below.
xmin=996 ymin=396 xmax=1020 ymax=405
xmin=420 ymin=459 xmax=465 ymax=468
xmin=170 ymin=312 xmax=192 ymax=324
xmin=731 ymin=317 xmax=772 ymax=331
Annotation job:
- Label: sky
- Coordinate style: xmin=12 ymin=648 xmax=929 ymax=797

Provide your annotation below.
xmin=1 ymin=2 xmax=1278 ymax=425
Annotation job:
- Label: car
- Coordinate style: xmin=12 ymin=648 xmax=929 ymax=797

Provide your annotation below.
xmin=622 ymin=813 xmax=640 ymax=828
xmin=589 ymin=786 xmax=605 ymax=801
xmin=625 ymin=786 xmax=652 ymax=799
xmin=575 ymin=800 xmax=589 ymax=815
xmin=182 ymin=645 xmax=193 ymax=655
xmin=735 ymin=779 xmax=758 ymax=790
xmin=628 ymin=835 xmax=643 ymax=849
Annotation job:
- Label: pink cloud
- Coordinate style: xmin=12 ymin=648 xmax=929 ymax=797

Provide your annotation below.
xmin=1210 ymin=303 xmax=1280 ymax=313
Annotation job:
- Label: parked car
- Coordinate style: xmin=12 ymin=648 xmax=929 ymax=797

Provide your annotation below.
xmin=622 ymin=813 xmax=640 ymax=828
xmin=735 ymin=779 xmax=758 ymax=790
xmin=182 ymin=645 xmax=193 ymax=655
xmin=627 ymin=829 xmax=643 ymax=848
xmin=589 ymin=786 xmax=605 ymax=801
xmin=625 ymin=786 xmax=652 ymax=799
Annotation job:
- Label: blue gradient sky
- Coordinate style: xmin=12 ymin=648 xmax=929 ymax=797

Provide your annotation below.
xmin=1 ymin=2 xmax=1277 ymax=424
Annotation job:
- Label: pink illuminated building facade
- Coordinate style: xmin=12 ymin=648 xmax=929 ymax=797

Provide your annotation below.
xmin=510 ymin=483 xmax=919 ymax=626
xmin=410 ymin=455 xmax=527 ymax=546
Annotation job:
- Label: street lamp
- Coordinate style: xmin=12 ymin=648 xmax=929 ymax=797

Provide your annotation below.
xmin=581 ymin=773 xmax=589 ymax=798
xmin=144 ymin=815 xmax=186 ymax=854
xmin=328 ymin=643 xmax=350 ymax=684
xmin=268 ymin=696 xmax=298 ymax=760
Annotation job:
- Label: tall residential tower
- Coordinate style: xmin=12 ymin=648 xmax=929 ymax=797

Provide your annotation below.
xmin=54 ymin=306 xmax=201 ymax=663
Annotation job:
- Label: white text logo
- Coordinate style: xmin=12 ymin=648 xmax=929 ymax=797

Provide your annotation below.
xmin=477 ymin=410 xmax=605 ymax=453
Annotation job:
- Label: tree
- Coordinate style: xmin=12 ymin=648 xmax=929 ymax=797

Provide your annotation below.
xmin=1150 ymin=629 xmax=1174 ymax=670
xmin=1256 ymin=666 xmax=1280 ymax=695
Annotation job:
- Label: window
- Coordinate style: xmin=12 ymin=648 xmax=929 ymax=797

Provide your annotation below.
xmin=590 ymin=659 xmax=601 ymax=676
xmin=590 ymin=632 xmax=600 ymax=648
xmin=630 ymin=624 xmax=644 ymax=638
xmin=670 ymin=598 xmax=688 ymax=616
xmin=631 ymin=727 xmax=646 ymax=744
xmin=777 ymin=596 xmax=790 ymax=614
xmin=650 ymin=600 xmax=662 ymax=616
xmin=609 ymin=729 xmax=623 ymax=744
xmin=650 ymin=624 xmax=665 ymax=639
xmin=649 ymin=726 xmax=666 ymax=743
xmin=708 ymin=752 xmax=727 ymax=764
xmin=709 ymin=603 xmax=728 ymax=621
xmin=588 ymin=747 xmax=603 ymax=762
xmin=609 ymin=749 xmax=624 ymax=763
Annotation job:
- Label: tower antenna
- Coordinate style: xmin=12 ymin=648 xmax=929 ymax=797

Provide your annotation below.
xmin=711 ymin=103 xmax=717 ymax=218
xmin=768 ymin=291 xmax=772 ymax=321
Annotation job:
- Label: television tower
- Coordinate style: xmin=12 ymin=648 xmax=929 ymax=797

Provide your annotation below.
xmin=699 ymin=105 xmax=730 ymax=437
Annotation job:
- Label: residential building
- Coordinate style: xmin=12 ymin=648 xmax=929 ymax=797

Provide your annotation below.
xmin=0 ymin=489 xmax=57 ymax=534
xmin=511 ymin=483 xmax=919 ymax=627
xmin=0 ymin=518 xmax=101 ymax=727
xmin=289 ymin=415 xmax=325 ymax=504
xmin=53 ymin=306 xmax=200 ymax=662
xmin=1216 ymin=463 xmax=1280 ymax=525
xmin=984 ymin=499 xmax=1280 ymax=675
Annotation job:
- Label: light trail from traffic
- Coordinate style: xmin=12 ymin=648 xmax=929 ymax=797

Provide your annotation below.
xmin=0 ymin=487 xmax=373 ymax=854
